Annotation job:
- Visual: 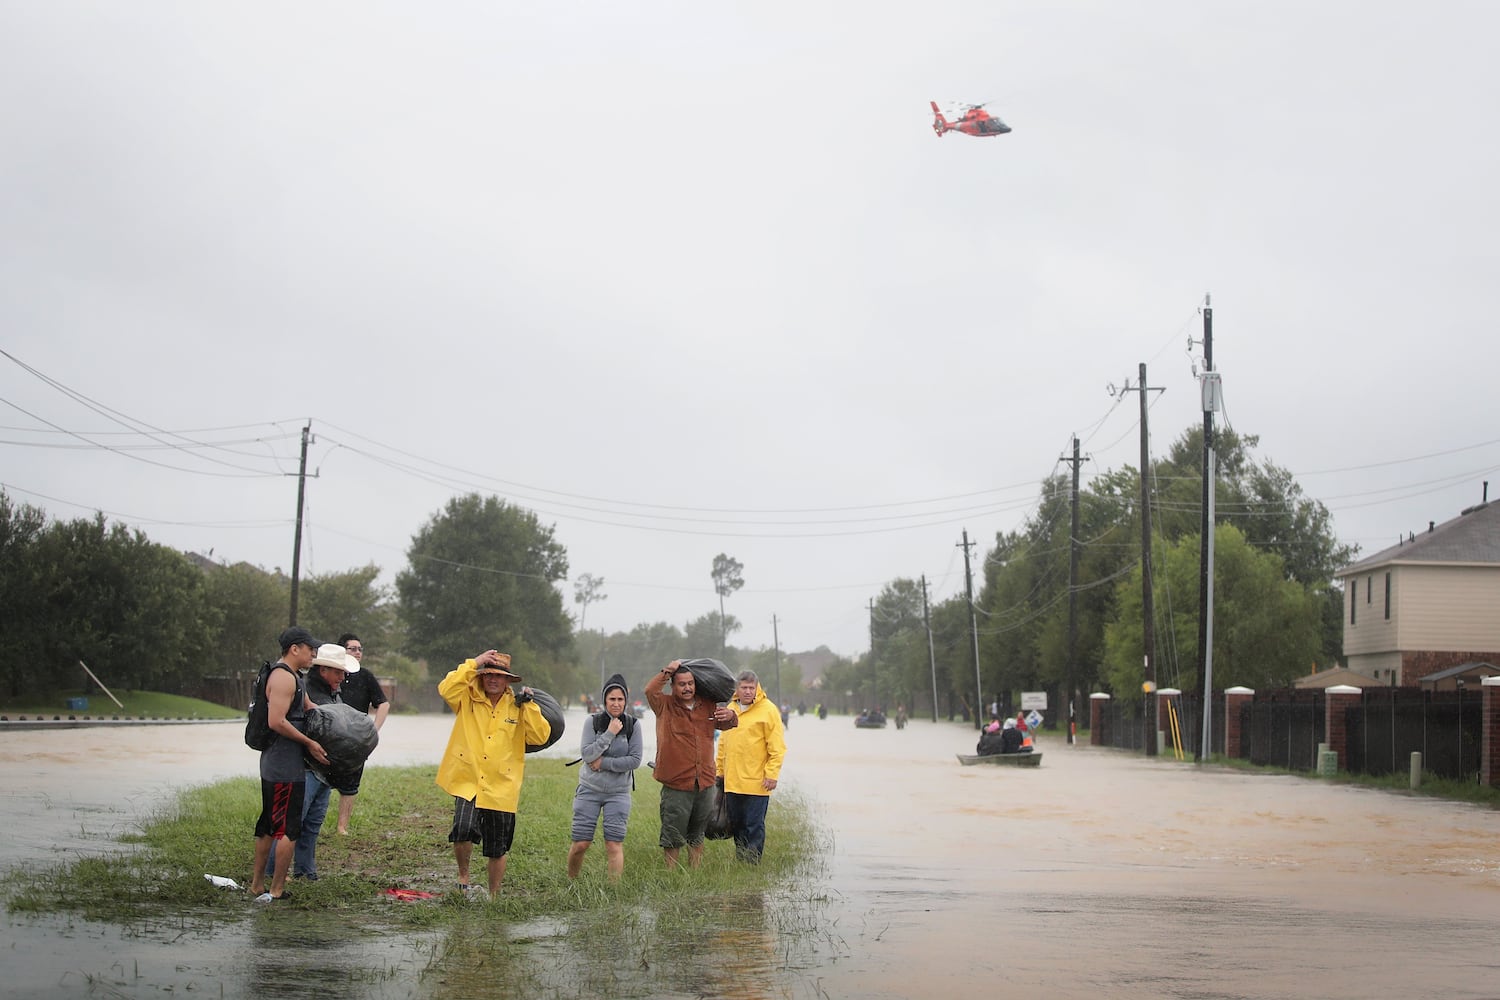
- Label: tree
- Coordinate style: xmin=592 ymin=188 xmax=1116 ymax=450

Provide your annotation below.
xmin=572 ymin=573 xmax=607 ymax=632
xmin=203 ymin=561 xmax=288 ymax=676
xmin=396 ymin=494 xmax=571 ymax=670
xmin=299 ymin=564 xmax=396 ymax=654
xmin=710 ymin=553 xmax=744 ymax=656
xmin=1101 ymin=523 xmax=1324 ymax=699
xmin=0 ymin=492 xmax=49 ymax=696
xmin=685 ymin=610 xmax=740 ymax=666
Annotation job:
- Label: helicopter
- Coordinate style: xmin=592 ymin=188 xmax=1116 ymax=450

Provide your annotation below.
xmin=930 ymin=101 xmax=1012 ymax=138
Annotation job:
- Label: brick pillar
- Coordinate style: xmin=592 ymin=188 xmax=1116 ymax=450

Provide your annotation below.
xmin=1090 ymin=693 xmax=1110 ymax=747
xmin=1324 ymin=684 xmax=1363 ymax=772
xmin=1223 ymin=686 xmax=1254 ymax=759
xmin=1482 ymin=677 xmax=1500 ymax=789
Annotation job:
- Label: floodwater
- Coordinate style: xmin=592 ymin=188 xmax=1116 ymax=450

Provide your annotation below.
xmin=3 ymin=710 xmax=1499 ymax=999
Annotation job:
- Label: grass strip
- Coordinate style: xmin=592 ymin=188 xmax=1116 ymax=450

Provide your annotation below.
xmin=1 ymin=760 xmax=829 ymax=930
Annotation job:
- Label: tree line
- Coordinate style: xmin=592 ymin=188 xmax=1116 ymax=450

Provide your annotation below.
xmin=0 ymin=489 xmax=776 ymax=707
xmin=1 ymin=425 xmax=1348 ymax=714
xmin=817 ymin=426 xmax=1353 ymax=721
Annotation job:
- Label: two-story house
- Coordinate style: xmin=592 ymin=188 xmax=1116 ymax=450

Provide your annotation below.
xmin=1338 ymin=499 xmax=1500 ymax=685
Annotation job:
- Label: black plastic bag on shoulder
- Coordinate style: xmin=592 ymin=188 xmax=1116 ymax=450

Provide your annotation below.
xmin=676 ymin=657 xmax=737 ymax=704
xmin=524 ymin=688 xmax=566 ymax=753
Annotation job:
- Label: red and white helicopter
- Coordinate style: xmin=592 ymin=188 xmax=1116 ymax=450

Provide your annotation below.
xmin=930 ymin=100 xmax=1012 ymax=138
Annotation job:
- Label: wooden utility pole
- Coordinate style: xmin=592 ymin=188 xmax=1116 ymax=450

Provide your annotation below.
xmin=1061 ymin=436 xmax=1089 ymax=744
xmin=922 ymin=574 xmax=939 ymax=723
xmin=288 ymin=421 xmax=312 ymax=625
xmin=1137 ymin=363 xmax=1160 ymax=756
xmin=1114 ymin=366 xmax=1164 ymax=755
xmin=959 ymin=529 xmax=983 ymax=729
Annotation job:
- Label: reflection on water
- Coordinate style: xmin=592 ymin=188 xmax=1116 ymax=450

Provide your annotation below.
xmin=6 ymin=714 xmax=1500 ymax=999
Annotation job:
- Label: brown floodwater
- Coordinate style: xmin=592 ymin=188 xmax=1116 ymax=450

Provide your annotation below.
xmin=2 ymin=710 xmax=1497 ymax=999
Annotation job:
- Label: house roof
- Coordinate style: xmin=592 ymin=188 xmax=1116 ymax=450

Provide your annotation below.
xmin=1293 ymin=666 xmax=1384 ymax=689
xmin=1417 ymin=661 xmax=1500 ymax=683
xmin=1341 ymin=500 xmax=1500 ymax=575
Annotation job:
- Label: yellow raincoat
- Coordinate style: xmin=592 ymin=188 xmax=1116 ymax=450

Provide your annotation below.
xmin=435 ymin=660 xmax=551 ymax=812
xmin=716 ymin=684 xmax=786 ymax=795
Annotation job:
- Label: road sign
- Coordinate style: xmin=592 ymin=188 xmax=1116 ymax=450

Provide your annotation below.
xmin=1021 ymin=691 xmax=1047 ymax=710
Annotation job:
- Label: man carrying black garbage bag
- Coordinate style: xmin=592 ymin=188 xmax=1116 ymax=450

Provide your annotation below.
xmin=647 ymin=659 xmax=737 ymax=869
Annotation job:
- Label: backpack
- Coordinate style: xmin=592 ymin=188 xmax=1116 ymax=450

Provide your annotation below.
xmin=592 ymin=710 xmax=637 ymax=742
xmin=245 ymin=661 xmax=294 ymax=750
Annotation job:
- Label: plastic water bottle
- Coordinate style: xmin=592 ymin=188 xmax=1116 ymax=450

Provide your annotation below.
xmin=204 ymin=874 xmax=240 ymax=889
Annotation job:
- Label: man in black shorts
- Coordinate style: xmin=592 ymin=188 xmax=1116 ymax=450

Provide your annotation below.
xmin=248 ymin=626 xmax=328 ymax=902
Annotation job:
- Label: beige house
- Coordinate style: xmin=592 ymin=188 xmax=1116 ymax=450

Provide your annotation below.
xmin=1338 ymin=499 xmax=1500 ymax=685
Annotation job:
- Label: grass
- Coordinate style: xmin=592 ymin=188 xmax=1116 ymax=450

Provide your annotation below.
xmin=1 ymin=759 xmax=828 ymax=924
xmin=1195 ymin=752 xmax=1500 ymax=807
xmin=0 ymin=690 xmax=240 ymax=720
xmin=1 ymin=760 xmax=834 ymax=996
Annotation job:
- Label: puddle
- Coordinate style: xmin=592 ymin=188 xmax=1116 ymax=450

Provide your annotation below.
xmin=3 ymin=711 xmax=1499 ymax=998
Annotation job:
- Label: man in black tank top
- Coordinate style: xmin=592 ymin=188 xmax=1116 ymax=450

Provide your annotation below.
xmin=249 ymin=626 xmax=328 ymax=902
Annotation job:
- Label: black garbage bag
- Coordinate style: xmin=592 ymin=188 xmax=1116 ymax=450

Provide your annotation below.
xmin=975 ymin=729 xmax=1005 ymax=756
xmin=524 ymin=687 xmax=566 ymax=753
xmin=677 ymin=657 xmax=736 ymax=704
xmin=705 ymin=778 xmax=733 ymax=840
xmin=304 ymin=702 xmax=379 ymax=786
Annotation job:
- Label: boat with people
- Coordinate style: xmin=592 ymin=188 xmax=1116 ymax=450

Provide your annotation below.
xmin=854 ymin=709 xmax=887 ymax=729
xmin=956 ymin=751 xmax=1043 ymax=767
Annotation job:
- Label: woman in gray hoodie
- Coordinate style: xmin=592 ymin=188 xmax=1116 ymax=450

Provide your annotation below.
xmin=567 ymin=674 xmax=643 ymax=880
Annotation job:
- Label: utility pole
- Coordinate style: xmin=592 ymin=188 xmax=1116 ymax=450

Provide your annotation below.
xmin=867 ymin=598 xmax=878 ymax=709
xmin=1113 ymin=367 xmax=1164 ymax=755
xmin=288 ymin=421 xmax=312 ymax=625
xmin=922 ymin=574 xmax=939 ymax=723
xmin=772 ymin=614 xmax=783 ymax=707
xmin=1061 ymin=436 xmax=1089 ymax=745
xmin=1138 ymin=364 xmax=1160 ymax=755
xmin=959 ymin=529 xmax=983 ymax=730
xmin=1194 ymin=295 xmax=1221 ymax=760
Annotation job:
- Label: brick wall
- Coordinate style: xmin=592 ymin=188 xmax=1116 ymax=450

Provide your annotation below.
xmin=1323 ymin=685 xmax=1363 ymax=771
xmin=1483 ymin=678 xmax=1500 ymax=788
xmin=1401 ymin=650 xmax=1500 ymax=685
xmin=1090 ymin=693 xmax=1109 ymax=747
xmin=1224 ymin=687 xmax=1253 ymax=758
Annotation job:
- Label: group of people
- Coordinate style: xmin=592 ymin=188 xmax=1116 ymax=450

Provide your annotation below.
xmin=437 ymin=654 xmax=787 ymax=894
xmin=247 ymin=627 xmax=389 ymax=902
xmin=249 ymin=642 xmax=787 ymax=902
xmin=975 ymin=711 xmax=1034 ymax=756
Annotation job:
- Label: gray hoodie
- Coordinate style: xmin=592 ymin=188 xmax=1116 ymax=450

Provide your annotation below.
xmin=577 ymin=711 xmax=643 ymax=795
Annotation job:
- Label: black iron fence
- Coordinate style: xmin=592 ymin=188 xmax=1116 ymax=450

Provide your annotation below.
xmin=1344 ymin=687 xmax=1482 ymax=782
xmin=1240 ymin=690 xmax=1326 ymax=771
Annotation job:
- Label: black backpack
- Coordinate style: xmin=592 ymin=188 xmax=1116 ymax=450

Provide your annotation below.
xmin=245 ymin=661 xmax=294 ymax=750
xmin=592 ymin=710 xmax=637 ymax=741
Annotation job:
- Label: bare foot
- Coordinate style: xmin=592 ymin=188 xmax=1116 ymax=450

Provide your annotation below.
xmin=336 ymin=828 xmax=349 ymax=836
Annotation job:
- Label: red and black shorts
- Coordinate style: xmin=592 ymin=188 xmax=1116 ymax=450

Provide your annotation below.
xmin=254 ymin=779 xmax=305 ymax=841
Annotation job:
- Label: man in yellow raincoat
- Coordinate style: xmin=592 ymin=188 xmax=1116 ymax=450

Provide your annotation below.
xmin=715 ymin=669 xmax=787 ymax=863
xmin=436 ymin=649 xmax=550 ymax=898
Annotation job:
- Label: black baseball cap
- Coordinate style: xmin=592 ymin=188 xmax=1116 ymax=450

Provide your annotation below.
xmin=278 ymin=626 xmax=321 ymax=653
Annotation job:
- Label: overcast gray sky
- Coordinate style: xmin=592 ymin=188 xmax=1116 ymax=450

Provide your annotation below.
xmin=4 ymin=2 xmax=1498 ymax=659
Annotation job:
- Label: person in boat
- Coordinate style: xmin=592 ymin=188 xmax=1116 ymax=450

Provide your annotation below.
xmin=1000 ymin=717 xmax=1029 ymax=754
xmin=976 ymin=723 xmax=1006 ymax=756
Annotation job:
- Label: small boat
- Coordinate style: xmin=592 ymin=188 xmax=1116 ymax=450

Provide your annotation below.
xmin=854 ymin=712 xmax=887 ymax=729
xmin=956 ymin=752 xmax=1043 ymax=767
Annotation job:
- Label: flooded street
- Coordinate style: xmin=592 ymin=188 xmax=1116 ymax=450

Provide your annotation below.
xmin=3 ymin=711 xmax=1498 ymax=998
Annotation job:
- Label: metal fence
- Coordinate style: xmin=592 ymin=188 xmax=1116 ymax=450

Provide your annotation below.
xmin=1344 ymin=687 xmax=1483 ymax=782
xmin=1096 ymin=693 xmax=1227 ymax=757
xmin=1239 ymin=690 xmax=1326 ymax=771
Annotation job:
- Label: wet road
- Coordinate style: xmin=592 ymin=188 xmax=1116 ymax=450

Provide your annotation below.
xmin=2 ymin=711 xmax=1498 ymax=998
